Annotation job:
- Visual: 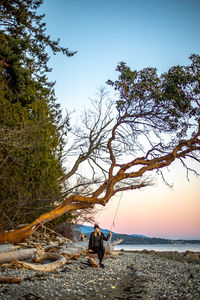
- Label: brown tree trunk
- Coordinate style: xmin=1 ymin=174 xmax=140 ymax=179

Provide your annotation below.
xmin=0 ymin=198 xmax=89 ymax=243
xmin=0 ymin=276 xmax=22 ymax=284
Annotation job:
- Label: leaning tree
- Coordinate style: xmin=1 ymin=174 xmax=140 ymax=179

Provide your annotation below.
xmin=0 ymin=54 xmax=199 ymax=243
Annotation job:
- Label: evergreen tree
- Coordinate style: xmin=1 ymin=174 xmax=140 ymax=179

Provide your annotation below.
xmin=0 ymin=0 xmax=75 ymax=229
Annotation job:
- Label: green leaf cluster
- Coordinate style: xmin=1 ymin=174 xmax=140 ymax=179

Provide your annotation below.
xmin=107 ymin=55 xmax=200 ymax=138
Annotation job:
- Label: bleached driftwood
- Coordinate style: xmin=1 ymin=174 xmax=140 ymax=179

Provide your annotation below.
xmin=104 ymin=238 xmax=123 ymax=253
xmin=61 ymin=252 xmax=80 ymax=260
xmin=33 ymin=245 xmax=51 ymax=263
xmin=80 ymin=233 xmax=87 ymax=241
xmin=10 ymin=245 xmax=66 ymax=272
xmin=0 ymin=248 xmax=35 ymax=264
xmin=112 ymin=238 xmax=124 ymax=246
xmin=59 ymin=241 xmax=88 ymax=258
xmin=11 ymin=256 xmax=66 ymax=272
xmin=0 ymin=236 xmax=123 ymax=270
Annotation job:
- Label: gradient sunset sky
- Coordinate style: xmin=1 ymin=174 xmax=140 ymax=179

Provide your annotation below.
xmin=40 ymin=0 xmax=200 ymax=239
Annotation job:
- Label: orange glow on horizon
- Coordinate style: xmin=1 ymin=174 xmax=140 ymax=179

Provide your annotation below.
xmin=93 ymin=164 xmax=200 ymax=240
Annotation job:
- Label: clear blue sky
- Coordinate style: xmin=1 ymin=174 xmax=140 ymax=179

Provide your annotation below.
xmin=40 ymin=0 xmax=200 ymax=110
xmin=40 ymin=0 xmax=200 ymax=239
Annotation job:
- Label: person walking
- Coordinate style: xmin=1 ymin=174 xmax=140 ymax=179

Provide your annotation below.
xmin=88 ymin=224 xmax=112 ymax=268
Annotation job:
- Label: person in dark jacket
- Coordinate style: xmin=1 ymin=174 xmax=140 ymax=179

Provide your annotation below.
xmin=88 ymin=224 xmax=111 ymax=268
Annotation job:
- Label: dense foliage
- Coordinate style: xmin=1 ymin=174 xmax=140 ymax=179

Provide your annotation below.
xmin=0 ymin=0 xmax=75 ymax=229
xmin=106 ymin=55 xmax=200 ymax=157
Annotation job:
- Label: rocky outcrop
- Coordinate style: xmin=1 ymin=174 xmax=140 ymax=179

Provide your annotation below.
xmin=132 ymin=249 xmax=200 ymax=264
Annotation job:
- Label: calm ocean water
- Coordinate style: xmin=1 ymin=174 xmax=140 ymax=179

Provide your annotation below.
xmin=114 ymin=244 xmax=200 ymax=252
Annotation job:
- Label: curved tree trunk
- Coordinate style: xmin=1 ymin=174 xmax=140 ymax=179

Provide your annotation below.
xmin=11 ymin=246 xmax=67 ymax=272
xmin=0 ymin=197 xmax=89 ymax=243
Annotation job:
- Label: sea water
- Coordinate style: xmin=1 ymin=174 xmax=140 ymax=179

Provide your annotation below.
xmin=114 ymin=244 xmax=200 ymax=252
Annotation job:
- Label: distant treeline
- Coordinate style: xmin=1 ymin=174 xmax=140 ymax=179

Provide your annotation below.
xmin=84 ymin=230 xmax=200 ymax=245
xmin=110 ymin=233 xmax=200 ymax=245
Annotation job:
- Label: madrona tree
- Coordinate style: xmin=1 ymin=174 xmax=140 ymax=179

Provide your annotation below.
xmin=0 ymin=54 xmax=199 ymax=243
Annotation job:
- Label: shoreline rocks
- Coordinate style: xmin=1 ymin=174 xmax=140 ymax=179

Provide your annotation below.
xmin=129 ymin=249 xmax=200 ymax=264
xmin=0 ymin=251 xmax=200 ymax=299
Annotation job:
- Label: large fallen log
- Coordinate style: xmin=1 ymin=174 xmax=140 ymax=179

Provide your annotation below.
xmin=7 ymin=245 xmax=66 ymax=272
xmin=33 ymin=244 xmax=80 ymax=261
xmin=33 ymin=251 xmax=66 ymax=265
xmin=0 ymin=243 xmax=84 ymax=265
xmin=0 ymin=197 xmax=89 ymax=243
xmin=0 ymin=248 xmax=35 ymax=264
xmin=0 ymin=237 xmax=123 ymax=268
xmin=11 ymin=255 xmax=66 ymax=272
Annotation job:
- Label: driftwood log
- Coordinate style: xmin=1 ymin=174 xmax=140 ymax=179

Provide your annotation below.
xmin=88 ymin=257 xmax=98 ymax=268
xmin=11 ymin=256 xmax=66 ymax=272
xmin=33 ymin=245 xmax=52 ymax=263
xmin=0 ymin=276 xmax=22 ymax=284
xmin=0 ymin=248 xmax=35 ymax=264
xmin=34 ymin=245 xmax=81 ymax=261
xmin=61 ymin=252 xmax=80 ymax=260
xmin=112 ymin=238 xmax=124 ymax=246
xmin=0 ymin=237 xmax=123 ymax=271
xmin=10 ymin=245 xmax=66 ymax=272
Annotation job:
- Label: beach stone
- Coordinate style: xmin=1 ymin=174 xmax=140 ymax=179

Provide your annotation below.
xmin=0 ymin=251 xmax=200 ymax=299
xmin=135 ymin=271 xmax=148 ymax=277
xmin=185 ymin=251 xmax=200 ymax=262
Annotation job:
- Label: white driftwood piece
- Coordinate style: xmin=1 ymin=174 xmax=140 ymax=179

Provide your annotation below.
xmin=112 ymin=238 xmax=124 ymax=246
xmin=104 ymin=238 xmax=123 ymax=253
xmin=0 ymin=248 xmax=35 ymax=264
xmin=10 ymin=245 xmax=66 ymax=272
xmin=60 ymin=238 xmax=123 ymax=255
xmin=11 ymin=256 xmax=66 ymax=272
xmin=104 ymin=240 xmax=114 ymax=253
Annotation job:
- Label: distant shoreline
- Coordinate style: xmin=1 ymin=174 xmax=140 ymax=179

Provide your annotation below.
xmin=78 ymin=225 xmax=200 ymax=244
xmin=114 ymin=243 xmax=200 ymax=253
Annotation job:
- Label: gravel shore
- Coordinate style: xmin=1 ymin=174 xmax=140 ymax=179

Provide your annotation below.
xmin=0 ymin=251 xmax=200 ymax=299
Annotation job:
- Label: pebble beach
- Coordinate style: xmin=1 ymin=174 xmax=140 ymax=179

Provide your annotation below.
xmin=0 ymin=250 xmax=200 ymax=300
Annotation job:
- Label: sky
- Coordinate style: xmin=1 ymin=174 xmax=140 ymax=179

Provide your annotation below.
xmin=40 ymin=0 xmax=200 ymax=240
